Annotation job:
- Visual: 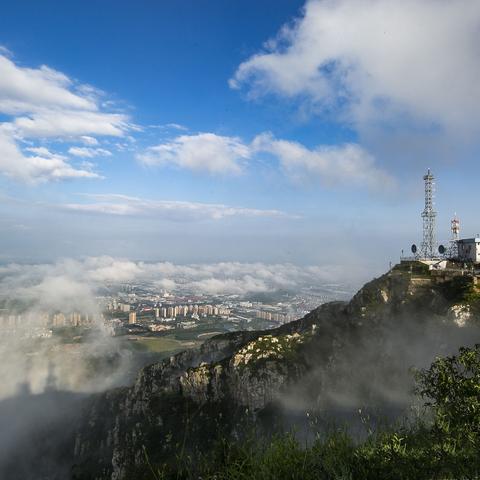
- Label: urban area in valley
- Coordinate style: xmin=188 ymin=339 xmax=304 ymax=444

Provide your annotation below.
xmin=0 ymin=281 xmax=352 ymax=362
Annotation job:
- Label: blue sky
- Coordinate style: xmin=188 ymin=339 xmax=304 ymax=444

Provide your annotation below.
xmin=0 ymin=0 xmax=479 ymax=280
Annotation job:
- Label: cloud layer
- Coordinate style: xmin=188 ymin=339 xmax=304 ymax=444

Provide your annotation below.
xmin=0 ymin=256 xmax=353 ymax=300
xmin=61 ymin=194 xmax=294 ymax=221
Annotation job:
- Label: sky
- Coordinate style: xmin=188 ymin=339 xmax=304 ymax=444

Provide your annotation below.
xmin=0 ymin=0 xmax=480 ymax=280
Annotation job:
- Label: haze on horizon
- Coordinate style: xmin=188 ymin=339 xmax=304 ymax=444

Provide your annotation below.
xmin=0 ymin=0 xmax=480 ymax=284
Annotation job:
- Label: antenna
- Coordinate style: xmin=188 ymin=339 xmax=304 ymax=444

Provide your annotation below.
xmin=447 ymin=213 xmax=460 ymax=259
xmin=451 ymin=214 xmax=460 ymax=242
xmin=420 ymin=169 xmax=437 ymax=259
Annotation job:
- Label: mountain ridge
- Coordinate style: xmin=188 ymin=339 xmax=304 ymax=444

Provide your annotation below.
xmin=71 ymin=264 xmax=480 ymax=479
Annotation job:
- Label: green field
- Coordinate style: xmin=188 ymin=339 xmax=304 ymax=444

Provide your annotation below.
xmin=126 ymin=335 xmax=199 ymax=355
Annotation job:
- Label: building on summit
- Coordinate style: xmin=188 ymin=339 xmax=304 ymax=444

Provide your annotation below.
xmin=406 ymin=170 xmax=480 ymax=266
xmin=457 ymin=238 xmax=480 ymax=263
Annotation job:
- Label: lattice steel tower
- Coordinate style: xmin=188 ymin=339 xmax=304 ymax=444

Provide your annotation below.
xmin=420 ymin=169 xmax=437 ymax=259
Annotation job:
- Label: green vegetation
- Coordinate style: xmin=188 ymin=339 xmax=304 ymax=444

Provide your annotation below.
xmin=436 ymin=275 xmax=480 ymax=315
xmin=172 ymin=322 xmax=230 ymax=341
xmin=393 ymin=261 xmax=430 ymax=276
xmin=439 ymin=275 xmax=475 ymax=303
xmin=126 ymin=335 xmax=198 ymax=354
xmin=52 ymin=325 xmax=92 ymax=343
xmin=232 ymin=333 xmax=305 ymax=374
xmin=146 ymin=345 xmax=480 ymax=480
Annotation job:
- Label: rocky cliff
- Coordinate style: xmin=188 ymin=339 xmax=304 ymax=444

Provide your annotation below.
xmin=72 ymin=264 xmax=480 ymax=479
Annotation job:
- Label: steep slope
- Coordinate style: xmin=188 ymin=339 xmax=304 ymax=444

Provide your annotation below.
xmin=72 ymin=265 xmax=480 ymax=479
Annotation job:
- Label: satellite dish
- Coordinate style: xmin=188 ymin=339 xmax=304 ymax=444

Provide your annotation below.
xmin=411 ymin=244 xmax=417 ymax=254
xmin=439 ymin=245 xmax=446 ymax=254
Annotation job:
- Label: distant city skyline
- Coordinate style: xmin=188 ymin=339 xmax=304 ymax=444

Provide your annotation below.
xmin=0 ymin=1 xmax=480 ymax=278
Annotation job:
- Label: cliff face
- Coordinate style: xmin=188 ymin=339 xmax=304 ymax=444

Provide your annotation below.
xmin=72 ymin=265 xmax=480 ymax=479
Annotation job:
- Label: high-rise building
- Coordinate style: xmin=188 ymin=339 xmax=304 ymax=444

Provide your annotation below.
xmin=53 ymin=313 xmax=66 ymax=327
xmin=128 ymin=312 xmax=137 ymax=324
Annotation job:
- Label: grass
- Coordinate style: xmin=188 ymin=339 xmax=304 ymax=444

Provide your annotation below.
xmin=140 ymin=345 xmax=480 ymax=480
xmin=145 ymin=424 xmax=480 ymax=480
xmin=127 ymin=335 xmax=198 ymax=354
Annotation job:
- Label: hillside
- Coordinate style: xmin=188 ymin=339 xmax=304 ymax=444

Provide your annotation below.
xmin=69 ymin=264 xmax=480 ymax=479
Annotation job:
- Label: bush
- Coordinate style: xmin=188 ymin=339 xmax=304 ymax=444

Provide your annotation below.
xmin=146 ymin=345 xmax=480 ymax=479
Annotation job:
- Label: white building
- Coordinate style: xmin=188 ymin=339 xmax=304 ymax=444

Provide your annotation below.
xmin=457 ymin=238 xmax=480 ymax=263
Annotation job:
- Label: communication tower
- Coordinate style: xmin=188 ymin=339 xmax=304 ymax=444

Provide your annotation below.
xmin=448 ymin=214 xmax=460 ymax=258
xmin=420 ymin=169 xmax=437 ymax=259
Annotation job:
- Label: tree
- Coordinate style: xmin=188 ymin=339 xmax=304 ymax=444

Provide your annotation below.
xmin=416 ymin=344 xmax=480 ymax=476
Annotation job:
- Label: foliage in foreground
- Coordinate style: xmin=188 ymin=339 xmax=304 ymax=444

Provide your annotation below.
xmin=146 ymin=345 xmax=480 ymax=480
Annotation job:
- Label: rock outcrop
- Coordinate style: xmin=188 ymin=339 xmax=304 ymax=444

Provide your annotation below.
xmin=72 ymin=264 xmax=480 ymax=479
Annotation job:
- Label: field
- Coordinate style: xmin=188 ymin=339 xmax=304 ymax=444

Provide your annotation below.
xmin=125 ymin=335 xmax=199 ymax=356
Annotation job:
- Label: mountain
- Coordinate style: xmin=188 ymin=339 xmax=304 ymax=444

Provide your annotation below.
xmin=48 ymin=263 xmax=480 ymax=478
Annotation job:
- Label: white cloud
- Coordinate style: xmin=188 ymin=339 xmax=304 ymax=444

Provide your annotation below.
xmin=137 ymin=133 xmax=251 ymax=175
xmin=68 ymin=146 xmax=112 ymax=158
xmin=61 ymin=193 xmax=294 ymax=221
xmin=0 ymin=130 xmax=100 ymax=183
xmin=24 ymin=146 xmax=57 ymax=157
xmin=231 ymin=0 xmax=480 ymax=136
xmin=0 ymin=52 xmax=128 ymax=138
xmin=13 ymin=109 xmax=127 ymax=138
xmin=0 ymin=256 xmax=354 ymax=299
xmin=0 ymin=50 xmax=129 ymax=182
xmin=0 ymin=54 xmax=95 ymax=114
xmin=164 ymin=123 xmax=188 ymax=131
xmin=253 ymin=132 xmax=393 ymax=189
xmin=138 ymin=130 xmax=389 ymax=189
xmin=0 ymin=46 xmax=12 ymax=56
xmin=80 ymin=135 xmax=99 ymax=146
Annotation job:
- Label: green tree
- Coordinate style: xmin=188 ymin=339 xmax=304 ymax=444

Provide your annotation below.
xmin=416 ymin=344 xmax=480 ymax=476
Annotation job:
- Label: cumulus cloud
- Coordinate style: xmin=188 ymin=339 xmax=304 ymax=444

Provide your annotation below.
xmin=0 ymin=53 xmax=128 ymax=137
xmin=0 ymin=130 xmax=100 ymax=183
xmin=138 ymin=131 xmax=388 ymax=189
xmin=137 ymin=132 xmax=251 ymax=175
xmin=61 ymin=193 xmax=295 ymax=221
xmin=252 ymin=132 xmax=393 ymax=188
xmin=231 ymin=0 xmax=480 ymax=136
xmin=0 ymin=50 xmax=128 ymax=182
xmin=0 ymin=54 xmax=95 ymax=114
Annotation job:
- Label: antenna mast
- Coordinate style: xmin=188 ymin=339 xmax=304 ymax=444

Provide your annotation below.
xmin=448 ymin=214 xmax=460 ymax=258
xmin=420 ymin=169 xmax=437 ymax=259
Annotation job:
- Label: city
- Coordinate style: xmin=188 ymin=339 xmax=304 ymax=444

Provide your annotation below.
xmin=0 ymin=280 xmax=352 ymax=361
